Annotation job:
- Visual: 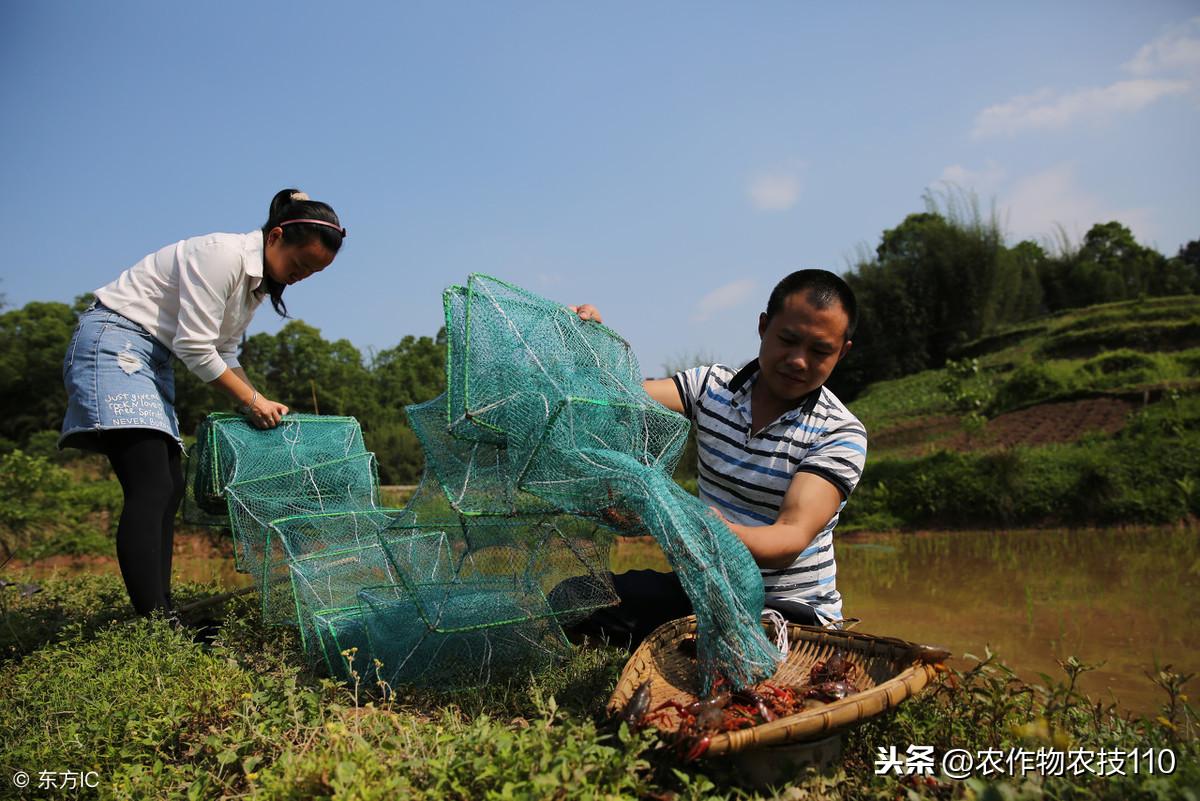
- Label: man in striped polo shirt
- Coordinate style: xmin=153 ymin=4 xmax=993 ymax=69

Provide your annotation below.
xmin=568 ymin=269 xmax=865 ymax=645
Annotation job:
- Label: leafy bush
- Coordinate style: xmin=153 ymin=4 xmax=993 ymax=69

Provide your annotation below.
xmin=1173 ymin=348 xmax=1200 ymax=376
xmin=0 ymin=450 xmax=69 ymax=533
xmin=990 ymin=362 xmax=1077 ymax=413
xmin=939 ymin=358 xmax=996 ymax=413
xmin=1082 ymin=348 xmax=1159 ymax=376
xmin=852 ymin=370 xmax=954 ymax=432
xmin=1078 ymin=348 xmax=1174 ymax=391
xmin=0 ymin=450 xmax=120 ymax=560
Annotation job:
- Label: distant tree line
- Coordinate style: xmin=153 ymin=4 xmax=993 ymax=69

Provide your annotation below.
xmin=829 ymin=194 xmax=1200 ymax=400
xmin=1 ymin=201 xmax=1195 ymax=481
xmin=0 ymin=296 xmax=446 ymax=484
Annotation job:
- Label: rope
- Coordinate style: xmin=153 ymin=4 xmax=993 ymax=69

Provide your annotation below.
xmin=762 ymin=608 xmax=790 ymax=659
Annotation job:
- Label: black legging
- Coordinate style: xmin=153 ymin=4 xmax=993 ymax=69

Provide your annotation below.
xmin=101 ymin=429 xmax=185 ymax=616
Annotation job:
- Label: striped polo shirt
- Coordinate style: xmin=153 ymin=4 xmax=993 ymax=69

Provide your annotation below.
xmin=672 ymin=360 xmax=868 ymax=624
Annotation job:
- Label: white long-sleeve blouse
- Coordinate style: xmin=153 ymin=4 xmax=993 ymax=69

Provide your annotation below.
xmin=94 ymin=230 xmax=267 ymax=383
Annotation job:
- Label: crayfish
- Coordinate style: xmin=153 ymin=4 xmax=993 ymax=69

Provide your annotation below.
xmin=598 ymin=505 xmax=642 ymax=532
xmin=802 ymin=679 xmax=861 ymax=702
xmin=798 ymin=649 xmax=863 ymax=702
xmin=617 ymin=680 xmax=654 ymax=730
xmin=809 ymin=649 xmax=859 ymax=685
xmin=643 ymin=680 xmax=737 ymax=761
xmin=642 ymin=678 xmax=813 ymax=761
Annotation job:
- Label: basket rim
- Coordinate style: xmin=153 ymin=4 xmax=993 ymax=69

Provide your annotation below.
xmin=607 ymin=615 xmax=946 ymax=756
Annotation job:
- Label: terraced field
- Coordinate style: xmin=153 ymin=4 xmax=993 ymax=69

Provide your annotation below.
xmin=841 ymin=295 xmax=1200 ymax=530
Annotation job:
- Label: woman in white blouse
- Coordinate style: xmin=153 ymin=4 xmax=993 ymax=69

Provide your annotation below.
xmin=59 ymin=188 xmax=346 ymax=619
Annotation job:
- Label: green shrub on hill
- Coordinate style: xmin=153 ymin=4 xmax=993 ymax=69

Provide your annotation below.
xmin=850 ymin=370 xmax=955 ymax=431
xmin=1176 ymin=349 xmax=1200 ymax=375
xmin=1051 ymin=298 xmax=1200 ymax=336
xmin=1037 ymin=318 xmax=1200 ymax=359
xmin=989 ymin=362 xmax=1078 ymax=413
xmin=0 ymin=450 xmax=119 ymax=560
xmin=844 ymin=393 xmax=1200 ymax=530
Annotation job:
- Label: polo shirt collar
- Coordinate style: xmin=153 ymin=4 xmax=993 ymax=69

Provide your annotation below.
xmin=244 ymin=230 xmax=265 ymax=291
xmin=730 ymin=358 xmax=823 ymax=421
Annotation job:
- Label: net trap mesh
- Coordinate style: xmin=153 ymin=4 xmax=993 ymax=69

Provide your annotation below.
xmin=185 ymin=274 xmax=778 ymax=691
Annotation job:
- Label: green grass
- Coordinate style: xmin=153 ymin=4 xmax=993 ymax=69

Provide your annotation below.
xmin=0 ymin=574 xmax=1196 ymax=800
xmin=851 ymin=370 xmax=956 ymax=432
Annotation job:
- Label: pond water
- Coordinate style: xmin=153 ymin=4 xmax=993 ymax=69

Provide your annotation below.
xmin=613 ymin=526 xmax=1200 ymax=716
xmin=24 ymin=525 xmax=1196 ymax=716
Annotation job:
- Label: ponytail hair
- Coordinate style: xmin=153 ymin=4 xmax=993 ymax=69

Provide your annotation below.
xmin=259 ymin=188 xmax=346 ymax=317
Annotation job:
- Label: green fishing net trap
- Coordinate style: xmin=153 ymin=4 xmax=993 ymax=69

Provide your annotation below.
xmin=185 ymin=274 xmax=779 ymax=691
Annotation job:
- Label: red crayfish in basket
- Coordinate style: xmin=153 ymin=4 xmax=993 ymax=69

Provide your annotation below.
xmin=633 ymin=677 xmax=813 ymax=761
xmin=801 ymin=648 xmax=863 ymax=702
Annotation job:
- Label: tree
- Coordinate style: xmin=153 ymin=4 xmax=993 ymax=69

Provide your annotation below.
xmin=834 ymin=198 xmax=1009 ymax=398
xmin=370 ymin=333 xmax=446 ymax=410
xmin=240 ymin=321 xmax=376 ymax=420
xmin=1040 ymin=222 xmax=1169 ymax=309
xmin=1163 ymin=239 xmax=1200 ymax=296
xmin=0 ymin=302 xmax=78 ymax=447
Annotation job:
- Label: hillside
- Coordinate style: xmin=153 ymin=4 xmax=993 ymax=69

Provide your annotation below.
xmin=840 ymin=294 xmax=1200 ymax=530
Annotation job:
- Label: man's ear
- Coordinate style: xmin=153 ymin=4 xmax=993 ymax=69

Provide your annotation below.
xmin=758 ymin=312 xmax=768 ymax=339
xmin=838 ymin=339 xmax=853 ymax=362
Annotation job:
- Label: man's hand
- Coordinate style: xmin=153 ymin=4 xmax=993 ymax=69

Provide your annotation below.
xmin=567 ymin=304 xmax=603 ymax=323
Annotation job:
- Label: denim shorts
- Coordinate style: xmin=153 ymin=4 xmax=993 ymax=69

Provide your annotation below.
xmin=59 ymin=303 xmax=182 ymax=452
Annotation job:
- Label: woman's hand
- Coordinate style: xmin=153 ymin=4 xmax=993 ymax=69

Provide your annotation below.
xmin=245 ymin=394 xmax=290 ymax=429
xmin=209 ymin=368 xmax=288 ymax=428
xmin=567 ymin=304 xmax=603 ymax=323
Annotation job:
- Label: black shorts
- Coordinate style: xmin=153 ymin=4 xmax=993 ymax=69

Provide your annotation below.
xmin=559 ymin=569 xmax=819 ymax=650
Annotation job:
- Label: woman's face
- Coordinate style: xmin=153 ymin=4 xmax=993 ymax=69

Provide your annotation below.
xmin=263 ymin=227 xmax=337 ymax=286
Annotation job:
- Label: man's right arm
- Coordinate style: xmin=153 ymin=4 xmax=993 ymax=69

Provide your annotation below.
xmin=643 ymin=378 xmax=685 ymax=414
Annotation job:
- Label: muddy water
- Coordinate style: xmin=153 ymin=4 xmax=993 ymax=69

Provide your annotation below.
xmin=20 ymin=525 xmax=1196 ymax=715
xmin=610 ymin=526 xmax=1200 ymax=716
xmin=14 ymin=531 xmax=253 ymax=590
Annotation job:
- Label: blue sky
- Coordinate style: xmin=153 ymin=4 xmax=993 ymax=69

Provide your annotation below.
xmin=3 ymin=2 xmax=1198 ymax=375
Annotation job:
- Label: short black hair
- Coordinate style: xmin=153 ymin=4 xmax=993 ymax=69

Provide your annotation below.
xmin=764 ymin=269 xmax=858 ymax=341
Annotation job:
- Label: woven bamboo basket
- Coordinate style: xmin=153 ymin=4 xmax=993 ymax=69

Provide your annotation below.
xmin=606 ymin=616 xmax=948 ymax=757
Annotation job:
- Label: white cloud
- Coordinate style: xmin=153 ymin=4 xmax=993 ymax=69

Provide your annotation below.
xmin=1124 ymin=17 xmax=1200 ymax=76
xmin=972 ymin=79 xmax=1189 ymax=138
xmin=747 ymin=165 xmax=803 ymax=211
xmin=692 ymin=278 xmax=757 ymax=323
xmin=938 ymin=160 xmax=1007 ymax=193
xmin=971 ymin=18 xmax=1198 ymax=138
xmin=1000 ymin=164 xmax=1156 ymax=245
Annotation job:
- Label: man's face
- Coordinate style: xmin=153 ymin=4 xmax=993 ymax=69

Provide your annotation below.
xmin=756 ymin=290 xmax=852 ymax=402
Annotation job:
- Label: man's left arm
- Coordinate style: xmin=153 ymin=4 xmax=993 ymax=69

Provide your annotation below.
xmin=712 ymin=473 xmax=844 ymax=569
